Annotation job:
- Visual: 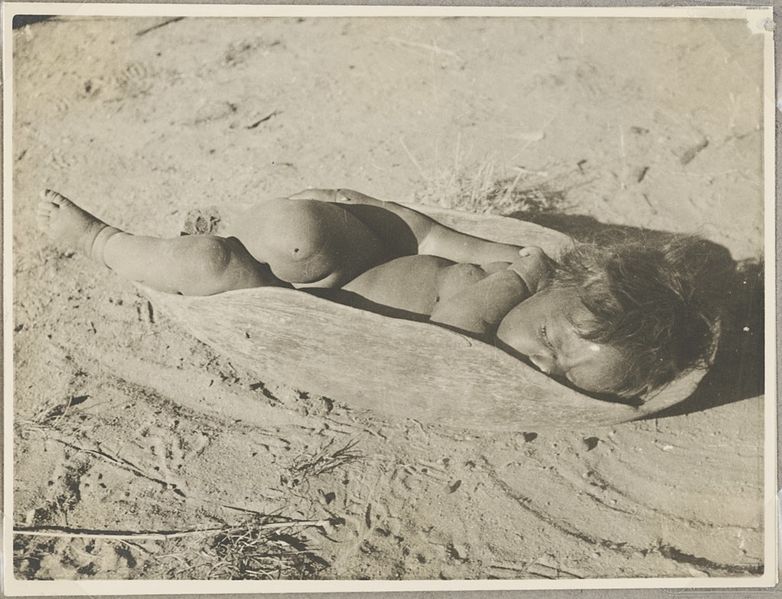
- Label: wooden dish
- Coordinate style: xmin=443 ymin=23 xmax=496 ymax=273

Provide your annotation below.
xmin=140 ymin=204 xmax=711 ymax=431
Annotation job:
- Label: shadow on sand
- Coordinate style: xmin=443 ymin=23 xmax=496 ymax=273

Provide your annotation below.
xmin=507 ymin=210 xmax=765 ymax=419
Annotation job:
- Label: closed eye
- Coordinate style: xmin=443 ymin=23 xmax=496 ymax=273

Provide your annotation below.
xmin=539 ymin=323 xmax=557 ymax=355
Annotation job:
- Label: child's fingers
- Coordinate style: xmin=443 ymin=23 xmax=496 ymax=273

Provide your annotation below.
xmin=519 ymin=246 xmax=556 ymax=269
xmin=519 ymin=246 xmax=546 ymax=258
xmin=511 ymin=246 xmax=554 ymax=292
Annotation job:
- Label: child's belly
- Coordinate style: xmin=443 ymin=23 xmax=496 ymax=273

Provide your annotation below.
xmin=342 ymin=255 xmax=487 ymax=316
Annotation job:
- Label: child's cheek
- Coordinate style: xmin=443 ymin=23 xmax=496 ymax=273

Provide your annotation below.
xmin=496 ymin=305 xmax=535 ymax=356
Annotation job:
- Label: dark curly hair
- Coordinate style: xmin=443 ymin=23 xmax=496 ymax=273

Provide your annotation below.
xmin=551 ymin=235 xmax=733 ymax=398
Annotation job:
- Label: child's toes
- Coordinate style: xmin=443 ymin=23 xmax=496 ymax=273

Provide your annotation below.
xmin=42 ymin=189 xmax=68 ymax=206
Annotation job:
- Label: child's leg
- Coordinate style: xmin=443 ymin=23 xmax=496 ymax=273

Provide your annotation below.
xmin=37 ymin=190 xmax=285 ymax=296
xmin=102 ymin=233 xmax=286 ymax=295
xmin=224 ymin=198 xmax=392 ymax=287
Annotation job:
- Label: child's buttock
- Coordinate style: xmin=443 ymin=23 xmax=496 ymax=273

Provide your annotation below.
xmin=342 ymin=255 xmax=488 ymax=316
xmin=224 ymin=198 xmax=391 ymax=286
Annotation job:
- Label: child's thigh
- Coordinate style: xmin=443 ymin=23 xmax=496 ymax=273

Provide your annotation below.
xmin=228 ymin=198 xmax=390 ymax=285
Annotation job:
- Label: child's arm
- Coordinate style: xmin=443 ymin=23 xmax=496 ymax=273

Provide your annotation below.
xmin=429 ymin=247 xmax=553 ymax=337
xmin=430 ymin=269 xmax=530 ymax=337
xmin=287 ymin=188 xmax=524 ymax=264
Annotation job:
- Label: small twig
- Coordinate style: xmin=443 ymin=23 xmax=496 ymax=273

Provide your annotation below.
xmin=398 ymin=137 xmax=427 ymax=180
xmin=119 ymin=539 xmax=153 ymax=554
xmin=136 ymin=17 xmax=185 ymax=37
xmin=387 ymin=36 xmax=462 ymax=60
xmin=642 ymin=192 xmax=657 ymax=214
xmin=47 ymin=394 xmax=74 ymax=427
xmin=501 ymin=171 xmax=524 ymax=205
xmin=679 ymin=138 xmax=709 ymax=166
xmin=490 ymin=561 xmax=530 ymax=573
xmin=15 ymin=526 xmax=223 ymax=541
xmin=246 ymin=111 xmax=279 ymax=130
xmin=14 ymin=519 xmax=335 ymax=542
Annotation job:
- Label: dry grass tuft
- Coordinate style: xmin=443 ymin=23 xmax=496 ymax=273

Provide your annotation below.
xmin=406 ymin=144 xmax=577 ymax=215
xmin=164 ymin=515 xmax=335 ymax=580
xmin=284 ymin=438 xmax=363 ymax=488
xmin=413 ymin=164 xmax=574 ymax=215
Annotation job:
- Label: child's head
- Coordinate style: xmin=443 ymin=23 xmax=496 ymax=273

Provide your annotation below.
xmin=497 ymin=235 xmax=730 ymax=398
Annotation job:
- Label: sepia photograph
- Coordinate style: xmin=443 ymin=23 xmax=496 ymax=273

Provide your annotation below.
xmin=3 ymin=4 xmax=776 ymax=594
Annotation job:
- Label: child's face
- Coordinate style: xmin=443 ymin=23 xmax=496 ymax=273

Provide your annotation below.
xmin=496 ymin=286 xmax=626 ymax=394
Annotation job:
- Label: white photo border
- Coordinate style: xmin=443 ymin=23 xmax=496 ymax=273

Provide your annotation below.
xmin=2 ymin=3 xmax=777 ymax=595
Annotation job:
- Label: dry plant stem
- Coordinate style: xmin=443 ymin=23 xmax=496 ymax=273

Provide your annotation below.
xmin=14 ymin=519 xmax=335 ymax=541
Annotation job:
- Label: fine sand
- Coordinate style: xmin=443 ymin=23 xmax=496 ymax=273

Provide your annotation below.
xmin=12 ymin=16 xmax=766 ymax=580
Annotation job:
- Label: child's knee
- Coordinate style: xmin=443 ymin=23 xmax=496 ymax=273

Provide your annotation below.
xmin=180 ymin=236 xmax=284 ymax=294
xmin=246 ymin=199 xmax=360 ymax=284
xmin=236 ymin=199 xmax=333 ymax=263
xmin=269 ymin=200 xmax=336 ymax=261
xmin=160 ymin=235 xmax=237 ymax=295
xmin=231 ymin=197 xmax=388 ymax=286
xmin=161 ymin=236 xmax=245 ymax=294
xmin=177 ymin=236 xmax=232 ymax=277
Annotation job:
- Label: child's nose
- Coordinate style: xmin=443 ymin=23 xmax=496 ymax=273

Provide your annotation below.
xmin=530 ymin=352 xmax=558 ymax=375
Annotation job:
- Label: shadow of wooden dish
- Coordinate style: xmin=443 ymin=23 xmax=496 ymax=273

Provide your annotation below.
xmin=140 ymin=203 xmax=711 ymax=431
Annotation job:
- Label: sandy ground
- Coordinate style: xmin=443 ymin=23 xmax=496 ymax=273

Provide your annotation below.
xmin=11 ymin=16 xmax=767 ymax=581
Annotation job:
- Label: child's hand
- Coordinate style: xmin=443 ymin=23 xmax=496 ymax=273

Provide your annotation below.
xmin=508 ymin=246 xmax=555 ymax=294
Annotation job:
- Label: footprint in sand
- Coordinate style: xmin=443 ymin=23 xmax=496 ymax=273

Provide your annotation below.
xmin=223 ymin=39 xmax=259 ymax=66
xmin=140 ymin=424 xmax=210 ymax=492
xmin=47 ymin=147 xmax=81 ymax=171
xmin=118 ymin=61 xmax=154 ymax=89
xmin=100 ymin=61 xmax=155 ymax=100
xmin=387 ymin=461 xmax=448 ymax=496
xmin=52 ymin=95 xmax=71 ymax=114
xmin=189 ymin=100 xmax=238 ymax=126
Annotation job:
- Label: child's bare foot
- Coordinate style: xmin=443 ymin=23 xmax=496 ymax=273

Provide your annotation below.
xmin=36 ymin=190 xmax=119 ymax=262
